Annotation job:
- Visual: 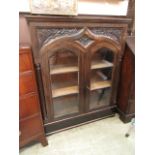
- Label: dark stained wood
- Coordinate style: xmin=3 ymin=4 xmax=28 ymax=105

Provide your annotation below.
xmin=40 ymin=40 xmax=85 ymax=122
xmin=117 ymin=36 xmax=135 ymax=123
xmin=35 ymin=64 xmax=48 ymax=123
xmin=126 ymin=36 xmax=135 ymax=54
xmin=24 ymin=14 xmax=129 ymax=134
xmin=45 ymin=105 xmax=116 ymax=134
xmin=85 ymin=40 xmax=120 ymax=112
xmin=19 ymin=45 xmax=48 ymax=148
xmin=25 ymin=13 xmax=131 ymax=24
xmin=127 ymin=0 xmax=135 ymax=35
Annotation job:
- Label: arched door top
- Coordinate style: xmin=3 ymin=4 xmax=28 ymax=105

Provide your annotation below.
xmin=40 ymin=27 xmax=121 ymax=56
xmin=87 ymin=38 xmax=121 ymax=55
xmin=40 ymin=39 xmax=86 ymax=57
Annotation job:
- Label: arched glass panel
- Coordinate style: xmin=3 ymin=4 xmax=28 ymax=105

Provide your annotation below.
xmin=89 ymin=48 xmax=114 ymax=110
xmin=49 ymin=49 xmax=80 ymax=118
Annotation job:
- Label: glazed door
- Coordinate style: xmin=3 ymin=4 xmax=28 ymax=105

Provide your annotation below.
xmin=41 ymin=41 xmax=85 ymax=122
xmin=86 ymin=40 xmax=120 ymax=111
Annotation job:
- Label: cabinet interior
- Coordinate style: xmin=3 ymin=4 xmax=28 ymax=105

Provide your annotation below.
xmin=49 ymin=49 xmax=80 ymax=118
xmin=89 ymin=48 xmax=114 ymax=110
xmin=48 ymin=47 xmax=115 ymax=116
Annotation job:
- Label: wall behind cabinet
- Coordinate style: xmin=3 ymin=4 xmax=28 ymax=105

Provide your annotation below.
xmin=19 ymin=0 xmax=129 ymax=16
xmin=19 ymin=15 xmax=31 ymax=44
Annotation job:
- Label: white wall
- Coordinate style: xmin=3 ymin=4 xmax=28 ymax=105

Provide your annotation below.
xmin=19 ymin=0 xmax=129 ymax=16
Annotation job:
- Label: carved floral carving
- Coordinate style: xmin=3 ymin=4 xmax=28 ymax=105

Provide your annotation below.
xmin=89 ymin=27 xmax=122 ymax=43
xmin=37 ymin=27 xmax=122 ymax=48
xmin=37 ymin=28 xmax=81 ymax=47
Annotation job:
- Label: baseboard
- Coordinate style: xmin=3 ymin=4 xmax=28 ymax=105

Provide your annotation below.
xmin=44 ymin=106 xmax=116 ymax=135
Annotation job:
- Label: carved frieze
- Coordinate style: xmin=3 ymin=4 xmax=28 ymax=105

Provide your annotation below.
xmin=90 ymin=28 xmax=122 ymax=43
xmin=37 ymin=27 xmax=122 ymax=48
xmin=37 ymin=28 xmax=81 ymax=47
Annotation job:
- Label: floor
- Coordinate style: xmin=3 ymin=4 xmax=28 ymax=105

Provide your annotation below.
xmin=20 ymin=114 xmax=135 ymax=155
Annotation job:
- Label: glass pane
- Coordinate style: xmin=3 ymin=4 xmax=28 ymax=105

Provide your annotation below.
xmin=91 ymin=68 xmax=112 ymax=83
xmin=49 ymin=49 xmax=79 ymax=118
xmin=53 ymin=94 xmax=79 ymax=118
xmin=91 ymin=48 xmax=114 ymax=66
xmin=90 ymin=88 xmax=111 ymax=110
xmin=89 ymin=48 xmax=114 ymax=110
xmin=51 ymin=72 xmax=79 ymax=98
xmin=49 ymin=49 xmax=78 ymax=75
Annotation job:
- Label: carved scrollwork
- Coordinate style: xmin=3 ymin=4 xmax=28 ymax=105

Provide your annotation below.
xmin=37 ymin=28 xmax=81 ymax=47
xmin=37 ymin=27 xmax=122 ymax=48
xmin=89 ymin=28 xmax=122 ymax=43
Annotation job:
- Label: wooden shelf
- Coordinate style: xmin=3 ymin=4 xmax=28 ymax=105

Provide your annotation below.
xmin=90 ymin=80 xmax=111 ymax=90
xmin=52 ymin=86 xmax=79 ymax=98
xmin=91 ymin=60 xmax=113 ymax=69
xmin=50 ymin=65 xmax=78 ymax=75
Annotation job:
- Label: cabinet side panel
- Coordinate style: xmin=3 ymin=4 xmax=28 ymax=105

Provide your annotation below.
xmin=117 ymin=44 xmax=134 ymax=113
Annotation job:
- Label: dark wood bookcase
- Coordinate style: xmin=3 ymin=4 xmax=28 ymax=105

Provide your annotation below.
xmin=25 ymin=14 xmax=131 ymax=134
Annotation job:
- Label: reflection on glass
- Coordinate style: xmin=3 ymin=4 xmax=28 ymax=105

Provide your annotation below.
xmin=53 ymin=94 xmax=79 ymax=118
xmin=49 ymin=49 xmax=78 ymax=75
xmin=51 ymin=72 xmax=79 ymax=98
xmin=89 ymin=48 xmax=114 ymax=110
xmin=90 ymin=88 xmax=111 ymax=110
xmin=49 ymin=49 xmax=79 ymax=118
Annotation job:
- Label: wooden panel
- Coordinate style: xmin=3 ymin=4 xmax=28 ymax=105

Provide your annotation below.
xmin=91 ymin=60 xmax=113 ymax=69
xmin=19 ymin=72 xmax=36 ymax=96
xmin=19 ymin=115 xmax=43 ymax=142
xmin=128 ymin=80 xmax=135 ymax=113
xmin=128 ymin=100 xmax=135 ymax=113
xmin=19 ymin=93 xmax=39 ymax=119
xmin=24 ymin=14 xmax=128 ymax=134
xmin=90 ymin=81 xmax=111 ymax=90
xmin=19 ymin=52 xmax=33 ymax=72
xmin=50 ymin=66 xmax=78 ymax=75
xmin=45 ymin=106 xmax=115 ymax=134
xmin=117 ymin=44 xmax=134 ymax=112
xmin=52 ymin=86 xmax=79 ymax=98
xmin=117 ymin=37 xmax=135 ymax=123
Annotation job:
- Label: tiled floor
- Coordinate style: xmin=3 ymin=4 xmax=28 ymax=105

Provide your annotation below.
xmin=20 ymin=114 xmax=135 ymax=155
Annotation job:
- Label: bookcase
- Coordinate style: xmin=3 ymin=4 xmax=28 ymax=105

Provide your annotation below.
xmin=26 ymin=14 xmax=129 ymax=133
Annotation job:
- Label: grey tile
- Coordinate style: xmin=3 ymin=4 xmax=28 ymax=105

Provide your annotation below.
xmin=20 ymin=115 xmax=135 ymax=155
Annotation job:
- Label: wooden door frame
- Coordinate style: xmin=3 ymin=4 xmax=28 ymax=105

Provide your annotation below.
xmin=40 ymin=39 xmax=86 ymax=122
xmin=85 ymin=38 xmax=121 ymax=112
